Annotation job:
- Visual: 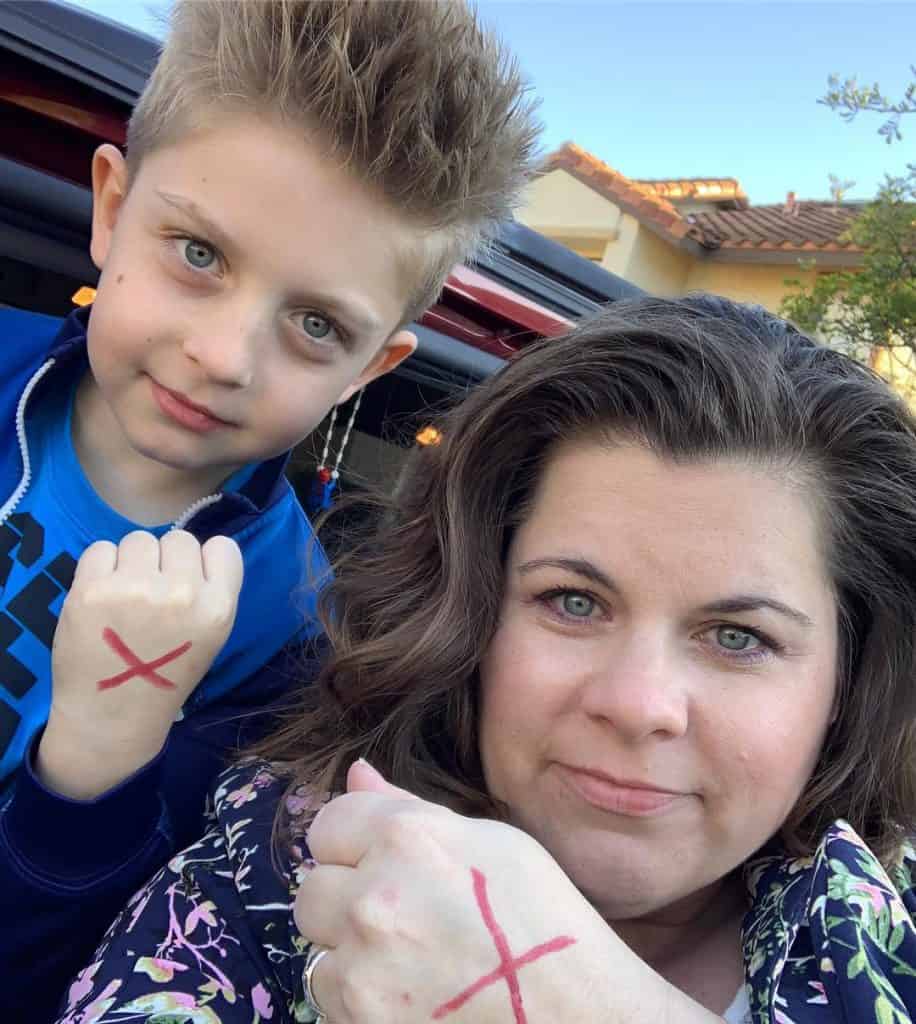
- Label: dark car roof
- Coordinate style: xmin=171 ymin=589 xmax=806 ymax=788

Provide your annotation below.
xmin=0 ymin=0 xmax=158 ymax=104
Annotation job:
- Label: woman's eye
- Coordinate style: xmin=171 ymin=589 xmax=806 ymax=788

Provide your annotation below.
xmin=300 ymin=312 xmax=332 ymax=340
xmin=557 ymin=592 xmax=595 ymax=618
xmin=715 ymin=626 xmax=760 ymax=652
xmin=183 ymin=239 xmax=217 ymax=270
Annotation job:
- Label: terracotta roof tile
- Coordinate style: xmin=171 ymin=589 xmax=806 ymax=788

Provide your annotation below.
xmin=634 ymin=178 xmax=749 ymax=207
xmin=689 ymin=201 xmax=863 ymax=250
xmin=541 ymin=144 xmax=864 ymax=255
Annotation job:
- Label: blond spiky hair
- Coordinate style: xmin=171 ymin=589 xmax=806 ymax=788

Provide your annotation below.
xmin=128 ymin=0 xmax=541 ymax=319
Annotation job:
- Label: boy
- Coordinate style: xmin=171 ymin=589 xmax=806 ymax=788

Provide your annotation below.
xmin=0 ymin=0 xmax=538 ymax=1014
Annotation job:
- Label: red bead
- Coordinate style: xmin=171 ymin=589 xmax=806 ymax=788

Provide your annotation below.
xmin=317 ymin=467 xmax=332 ymax=484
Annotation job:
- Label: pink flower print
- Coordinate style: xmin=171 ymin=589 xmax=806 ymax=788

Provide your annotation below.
xmin=807 ymin=980 xmax=828 ymax=1005
xmin=184 ymin=899 xmax=219 ymax=935
xmin=226 ymin=782 xmax=258 ymax=809
xmin=126 ymin=886 xmax=153 ymax=933
xmin=79 ymin=979 xmax=122 ymax=1024
xmin=135 ymin=956 xmax=190 ymax=982
xmin=252 ymin=768 xmax=276 ymax=788
xmin=252 ymin=982 xmax=274 ymax=1019
xmin=286 ymin=792 xmax=310 ymax=816
xmin=852 ymin=879 xmax=888 ymax=914
xmin=65 ymin=961 xmax=101 ymax=1009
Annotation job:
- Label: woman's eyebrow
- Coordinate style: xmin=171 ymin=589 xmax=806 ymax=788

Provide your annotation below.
xmin=700 ymin=596 xmax=814 ymax=629
xmin=517 ymin=560 xmax=815 ymax=629
xmin=516 ymin=557 xmax=618 ymax=593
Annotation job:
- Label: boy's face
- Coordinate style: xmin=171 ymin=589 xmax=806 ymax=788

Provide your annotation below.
xmin=86 ymin=112 xmax=418 ymax=479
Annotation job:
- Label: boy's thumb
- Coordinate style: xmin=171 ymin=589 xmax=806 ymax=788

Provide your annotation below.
xmin=346 ymin=758 xmax=419 ymax=800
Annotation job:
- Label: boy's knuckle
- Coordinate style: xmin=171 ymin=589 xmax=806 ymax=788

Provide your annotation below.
xmin=163 ymin=581 xmax=197 ymax=610
xmin=80 ymin=579 xmax=116 ymax=609
xmin=204 ymin=594 xmax=236 ymax=628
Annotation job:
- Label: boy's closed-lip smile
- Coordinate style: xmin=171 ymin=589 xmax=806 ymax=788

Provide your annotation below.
xmin=149 ymin=377 xmax=235 ymax=433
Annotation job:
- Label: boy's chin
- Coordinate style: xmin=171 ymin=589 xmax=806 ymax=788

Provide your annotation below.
xmin=127 ymin=434 xmax=243 ymax=479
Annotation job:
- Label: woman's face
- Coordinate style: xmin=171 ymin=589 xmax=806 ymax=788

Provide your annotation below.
xmin=479 ymin=441 xmax=838 ymax=922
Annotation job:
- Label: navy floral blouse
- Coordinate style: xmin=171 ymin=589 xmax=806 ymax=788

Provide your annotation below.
xmin=55 ymin=760 xmax=916 ymax=1024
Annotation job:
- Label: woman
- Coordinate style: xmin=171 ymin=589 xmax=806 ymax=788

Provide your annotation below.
xmin=57 ymin=295 xmax=916 ymax=1024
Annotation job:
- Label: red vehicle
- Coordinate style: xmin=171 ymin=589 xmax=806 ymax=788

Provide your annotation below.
xmin=0 ymin=0 xmax=639 ymax=496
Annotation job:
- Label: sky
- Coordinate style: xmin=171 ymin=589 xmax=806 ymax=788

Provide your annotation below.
xmin=71 ymin=0 xmax=915 ymax=205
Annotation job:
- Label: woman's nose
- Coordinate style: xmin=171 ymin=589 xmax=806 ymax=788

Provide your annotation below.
xmin=578 ymin=638 xmax=689 ymax=742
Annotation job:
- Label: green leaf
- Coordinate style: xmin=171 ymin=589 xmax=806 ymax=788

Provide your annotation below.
xmin=875 ymin=993 xmax=896 ymax=1024
xmin=848 ymin=950 xmax=867 ymax=979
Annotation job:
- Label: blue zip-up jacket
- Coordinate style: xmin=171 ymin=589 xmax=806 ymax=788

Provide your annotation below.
xmin=0 ymin=306 xmax=328 ymax=1019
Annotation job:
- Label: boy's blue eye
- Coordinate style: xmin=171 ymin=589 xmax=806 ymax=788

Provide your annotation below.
xmin=715 ymin=626 xmax=760 ymax=652
xmin=184 ymin=240 xmax=216 ymax=269
xmin=301 ymin=313 xmax=332 ymax=340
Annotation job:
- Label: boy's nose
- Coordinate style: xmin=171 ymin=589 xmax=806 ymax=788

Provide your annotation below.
xmin=579 ymin=638 xmax=689 ymax=742
xmin=181 ymin=322 xmax=256 ymax=389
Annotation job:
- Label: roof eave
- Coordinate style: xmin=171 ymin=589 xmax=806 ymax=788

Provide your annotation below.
xmin=699 ymin=246 xmax=864 ymax=267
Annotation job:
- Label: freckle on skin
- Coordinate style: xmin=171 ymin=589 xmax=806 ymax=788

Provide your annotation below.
xmin=117 ymin=274 xmax=124 ymax=283
xmin=401 ymin=993 xmax=413 ymax=1006
xmin=146 ymin=337 xmax=152 ymax=344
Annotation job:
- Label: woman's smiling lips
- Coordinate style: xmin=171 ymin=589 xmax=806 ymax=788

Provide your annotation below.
xmin=555 ymin=764 xmax=690 ymax=817
xmin=150 ymin=377 xmax=235 ymax=433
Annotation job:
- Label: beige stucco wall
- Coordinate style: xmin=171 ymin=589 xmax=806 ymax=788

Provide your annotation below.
xmin=597 ymin=212 xmax=637 ymax=279
xmin=517 ymin=170 xmax=622 ymax=252
xmin=607 ymin=220 xmax=691 ymax=296
xmin=684 ymin=261 xmax=816 ymax=313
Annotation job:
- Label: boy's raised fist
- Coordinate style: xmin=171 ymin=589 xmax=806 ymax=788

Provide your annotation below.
xmin=38 ymin=530 xmax=243 ymax=799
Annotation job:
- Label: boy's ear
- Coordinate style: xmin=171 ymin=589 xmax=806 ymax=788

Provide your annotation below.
xmin=89 ymin=144 xmax=130 ymax=270
xmin=337 ymin=329 xmax=417 ymax=403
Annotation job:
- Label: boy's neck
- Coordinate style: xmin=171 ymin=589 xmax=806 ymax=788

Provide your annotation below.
xmin=72 ymin=373 xmax=235 ymax=527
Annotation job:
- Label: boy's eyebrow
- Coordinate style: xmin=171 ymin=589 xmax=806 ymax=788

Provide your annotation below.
xmin=156 ymin=190 xmax=233 ymax=251
xmin=155 ymin=190 xmax=385 ymax=337
xmin=516 ymin=557 xmax=814 ymax=628
xmin=286 ymin=287 xmax=384 ymax=337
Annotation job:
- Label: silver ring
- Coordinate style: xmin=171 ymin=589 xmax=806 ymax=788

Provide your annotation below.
xmin=302 ymin=944 xmax=330 ymax=1023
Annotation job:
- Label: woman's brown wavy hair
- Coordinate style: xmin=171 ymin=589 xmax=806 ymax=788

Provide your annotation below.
xmin=258 ymin=293 xmax=916 ymax=863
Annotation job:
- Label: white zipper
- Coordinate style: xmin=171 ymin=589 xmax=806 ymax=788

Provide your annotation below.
xmin=0 ymin=358 xmax=56 ymax=527
xmin=0 ymin=356 xmax=225 ymax=533
xmin=171 ymin=491 xmax=223 ymax=531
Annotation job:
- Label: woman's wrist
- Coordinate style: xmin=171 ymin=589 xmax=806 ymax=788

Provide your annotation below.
xmin=537 ymin=922 xmax=726 ymax=1024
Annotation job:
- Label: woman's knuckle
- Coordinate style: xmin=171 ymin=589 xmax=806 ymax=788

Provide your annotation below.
xmin=338 ymin=967 xmax=370 ymax=1019
xmin=347 ymin=890 xmax=391 ymax=941
xmin=379 ymin=809 xmax=434 ymax=856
